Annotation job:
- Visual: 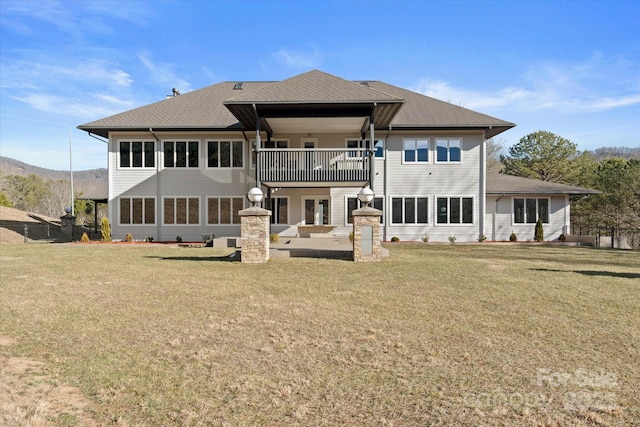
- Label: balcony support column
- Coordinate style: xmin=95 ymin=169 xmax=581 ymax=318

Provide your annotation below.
xmin=369 ymin=113 xmax=375 ymax=190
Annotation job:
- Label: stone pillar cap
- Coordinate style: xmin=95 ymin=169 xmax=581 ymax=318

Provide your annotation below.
xmin=239 ymin=206 xmax=272 ymax=216
xmin=353 ymin=206 xmax=382 ymax=216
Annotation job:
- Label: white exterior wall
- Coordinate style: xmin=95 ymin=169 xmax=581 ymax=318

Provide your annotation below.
xmin=486 ymin=194 xmax=569 ymax=241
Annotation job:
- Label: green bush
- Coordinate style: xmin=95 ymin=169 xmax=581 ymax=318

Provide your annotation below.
xmin=421 ymin=233 xmax=430 ymax=243
xmin=558 ymin=233 xmax=567 ymax=242
xmin=509 ymin=231 xmax=518 ymax=242
xmin=101 ymin=217 xmax=111 ymax=242
xmin=478 ymin=234 xmax=487 ymax=242
xmin=390 ymin=236 xmax=400 ymax=242
xmin=534 ymin=219 xmax=544 ymax=242
xmin=448 ymin=235 xmax=457 ymax=244
xmin=270 ymin=233 xmax=279 ymax=243
xmin=176 ymin=236 xmax=183 ymax=243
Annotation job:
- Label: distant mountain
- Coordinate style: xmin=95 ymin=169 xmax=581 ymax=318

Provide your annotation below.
xmin=589 ymin=147 xmax=640 ymax=160
xmin=0 ymin=156 xmax=107 ymax=198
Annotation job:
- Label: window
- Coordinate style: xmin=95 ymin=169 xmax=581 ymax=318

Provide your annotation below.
xmin=252 ymin=139 xmax=288 ymax=168
xmin=403 ymin=139 xmax=429 ymax=163
xmin=346 ymin=197 xmax=384 ymax=224
xmin=436 ymin=139 xmax=462 ymax=162
xmin=346 ymin=139 xmax=385 ymax=158
xmin=436 ymin=197 xmax=473 ymax=224
xmin=514 ymin=198 xmax=549 ymax=223
xmin=207 ymin=197 xmax=244 ymax=224
xmin=391 ymin=197 xmax=428 ymax=224
xmin=119 ymin=141 xmax=155 ymax=168
xmin=265 ymin=197 xmax=289 ymax=224
xmin=207 ymin=140 xmax=243 ymax=168
xmin=163 ymin=197 xmax=199 ymax=225
xmin=164 ymin=141 xmax=199 ymax=168
xmin=119 ymin=197 xmax=155 ymax=224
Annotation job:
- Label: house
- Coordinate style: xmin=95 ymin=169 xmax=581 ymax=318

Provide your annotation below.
xmin=78 ymin=70 xmax=597 ymax=242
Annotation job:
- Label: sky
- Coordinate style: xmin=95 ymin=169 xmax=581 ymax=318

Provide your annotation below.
xmin=1 ymin=0 xmax=639 ymax=171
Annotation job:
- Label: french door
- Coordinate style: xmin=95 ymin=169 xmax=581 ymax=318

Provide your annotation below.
xmin=303 ymin=198 xmax=329 ymax=225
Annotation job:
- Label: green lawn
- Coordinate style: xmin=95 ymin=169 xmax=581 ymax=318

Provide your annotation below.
xmin=1 ymin=243 xmax=638 ymax=426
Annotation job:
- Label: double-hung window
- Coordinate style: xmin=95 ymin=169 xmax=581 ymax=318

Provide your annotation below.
xmin=163 ymin=197 xmax=199 ymax=225
xmin=164 ymin=141 xmax=199 ymax=168
xmin=436 ymin=197 xmax=473 ymax=224
xmin=513 ymin=198 xmax=549 ymax=223
xmin=119 ymin=141 xmax=155 ymax=168
xmin=391 ymin=197 xmax=428 ymax=224
xmin=403 ymin=139 xmax=429 ymax=163
xmin=207 ymin=197 xmax=244 ymax=224
xmin=346 ymin=197 xmax=384 ymax=224
xmin=207 ymin=140 xmax=244 ymax=168
xmin=436 ymin=139 xmax=462 ymax=163
xmin=120 ymin=197 xmax=155 ymax=225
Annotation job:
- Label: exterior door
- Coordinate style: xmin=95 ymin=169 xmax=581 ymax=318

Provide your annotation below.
xmin=304 ymin=198 xmax=329 ymax=225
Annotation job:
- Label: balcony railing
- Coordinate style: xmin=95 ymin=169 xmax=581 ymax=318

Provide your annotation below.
xmin=257 ymin=148 xmax=370 ymax=184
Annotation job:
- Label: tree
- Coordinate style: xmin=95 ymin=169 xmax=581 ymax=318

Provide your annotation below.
xmin=534 ymin=218 xmax=544 ymax=242
xmin=0 ymin=192 xmax=14 ymax=208
xmin=485 ymin=137 xmax=505 ymax=173
xmin=502 ymin=131 xmax=595 ymax=184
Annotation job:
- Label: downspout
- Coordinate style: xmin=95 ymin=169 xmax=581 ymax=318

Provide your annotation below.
xmin=253 ymin=104 xmax=261 ymax=193
xmin=369 ymin=104 xmax=376 ymax=190
xmin=479 ymin=131 xmax=488 ymax=240
xmin=383 ymin=124 xmax=391 ymax=242
xmin=149 ymin=128 xmax=161 ymax=241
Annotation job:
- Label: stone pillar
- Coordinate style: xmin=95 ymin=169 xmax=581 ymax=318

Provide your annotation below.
xmin=239 ymin=206 xmax=272 ymax=263
xmin=353 ymin=206 xmax=382 ymax=262
xmin=60 ymin=214 xmax=76 ymax=240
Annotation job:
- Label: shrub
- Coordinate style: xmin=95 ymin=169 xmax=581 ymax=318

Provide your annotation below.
xmin=80 ymin=232 xmax=90 ymax=243
xmin=145 ymin=236 xmax=154 ymax=243
xmin=478 ymin=234 xmax=487 ymax=242
xmin=270 ymin=233 xmax=279 ymax=243
xmin=421 ymin=233 xmax=430 ymax=243
xmin=448 ymin=235 xmax=457 ymax=244
xmin=558 ymin=233 xmax=567 ymax=242
xmin=534 ymin=219 xmax=544 ymax=242
xmin=348 ymin=231 xmax=354 ymax=242
xmin=101 ymin=217 xmax=111 ymax=242
xmin=176 ymin=236 xmax=183 ymax=243
xmin=0 ymin=192 xmax=14 ymax=208
xmin=509 ymin=231 xmax=518 ymax=242
xmin=125 ymin=233 xmax=133 ymax=243
xmin=390 ymin=236 xmax=400 ymax=242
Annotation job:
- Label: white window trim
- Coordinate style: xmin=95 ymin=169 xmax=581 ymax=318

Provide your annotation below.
xmin=301 ymin=195 xmax=330 ymax=226
xmin=117 ymin=140 xmax=156 ymax=169
xmin=435 ymin=138 xmax=463 ymax=164
xmin=206 ymin=196 xmax=245 ymax=225
xmin=118 ymin=196 xmax=156 ymax=226
xmin=161 ymin=140 xmax=201 ymax=169
xmin=301 ymin=137 xmax=318 ymax=149
xmin=389 ymin=195 xmax=430 ymax=225
xmin=401 ymin=138 xmax=430 ymax=164
xmin=434 ymin=195 xmax=475 ymax=226
xmin=266 ymin=195 xmax=290 ymax=225
xmin=345 ymin=138 xmax=385 ymax=159
xmin=205 ymin=139 xmax=245 ymax=169
xmin=162 ymin=196 xmax=201 ymax=226
xmin=250 ymin=138 xmax=289 ymax=169
xmin=511 ymin=196 xmax=551 ymax=225
xmin=344 ymin=195 xmax=385 ymax=226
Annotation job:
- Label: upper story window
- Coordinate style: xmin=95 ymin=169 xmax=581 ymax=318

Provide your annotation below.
xmin=346 ymin=139 xmax=385 ymax=158
xmin=436 ymin=139 xmax=462 ymax=163
xmin=252 ymin=139 xmax=288 ymax=168
xmin=164 ymin=141 xmax=199 ymax=168
xmin=207 ymin=140 xmax=243 ymax=168
xmin=437 ymin=197 xmax=473 ymax=224
xmin=403 ymin=139 xmax=429 ymax=163
xmin=514 ymin=198 xmax=549 ymax=224
xmin=119 ymin=141 xmax=155 ymax=168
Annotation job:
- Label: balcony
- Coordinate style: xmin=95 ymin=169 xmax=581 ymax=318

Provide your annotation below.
xmin=257 ymin=148 xmax=370 ymax=187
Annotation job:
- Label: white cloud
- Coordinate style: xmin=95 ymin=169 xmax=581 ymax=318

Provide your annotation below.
xmin=12 ymin=92 xmax=135 ymax=119
xmin=139 ymin=53 xmax=192 ymax=93
xmin=273 ymin=47 xmax=322 ymax=69
xmin=412 ymin=55 xmax=640 ymax=114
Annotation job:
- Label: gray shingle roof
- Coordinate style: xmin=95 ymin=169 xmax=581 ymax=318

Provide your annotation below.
xmin=79 ymin=70 xmax=515 ymax=138
xmin=486 ymin=173 xmax=601 ymax=195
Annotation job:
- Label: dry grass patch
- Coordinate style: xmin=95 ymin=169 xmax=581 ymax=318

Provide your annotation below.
xmin=0 ymin=243 xmax=638 ymax=426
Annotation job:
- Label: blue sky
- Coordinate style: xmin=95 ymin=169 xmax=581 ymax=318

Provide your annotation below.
xmin=1 ymin=0 xmax=639 ymax=171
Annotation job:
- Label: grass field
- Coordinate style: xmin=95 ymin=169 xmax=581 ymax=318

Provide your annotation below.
xmin=1 ymin=243 xmax=638 ymax=426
